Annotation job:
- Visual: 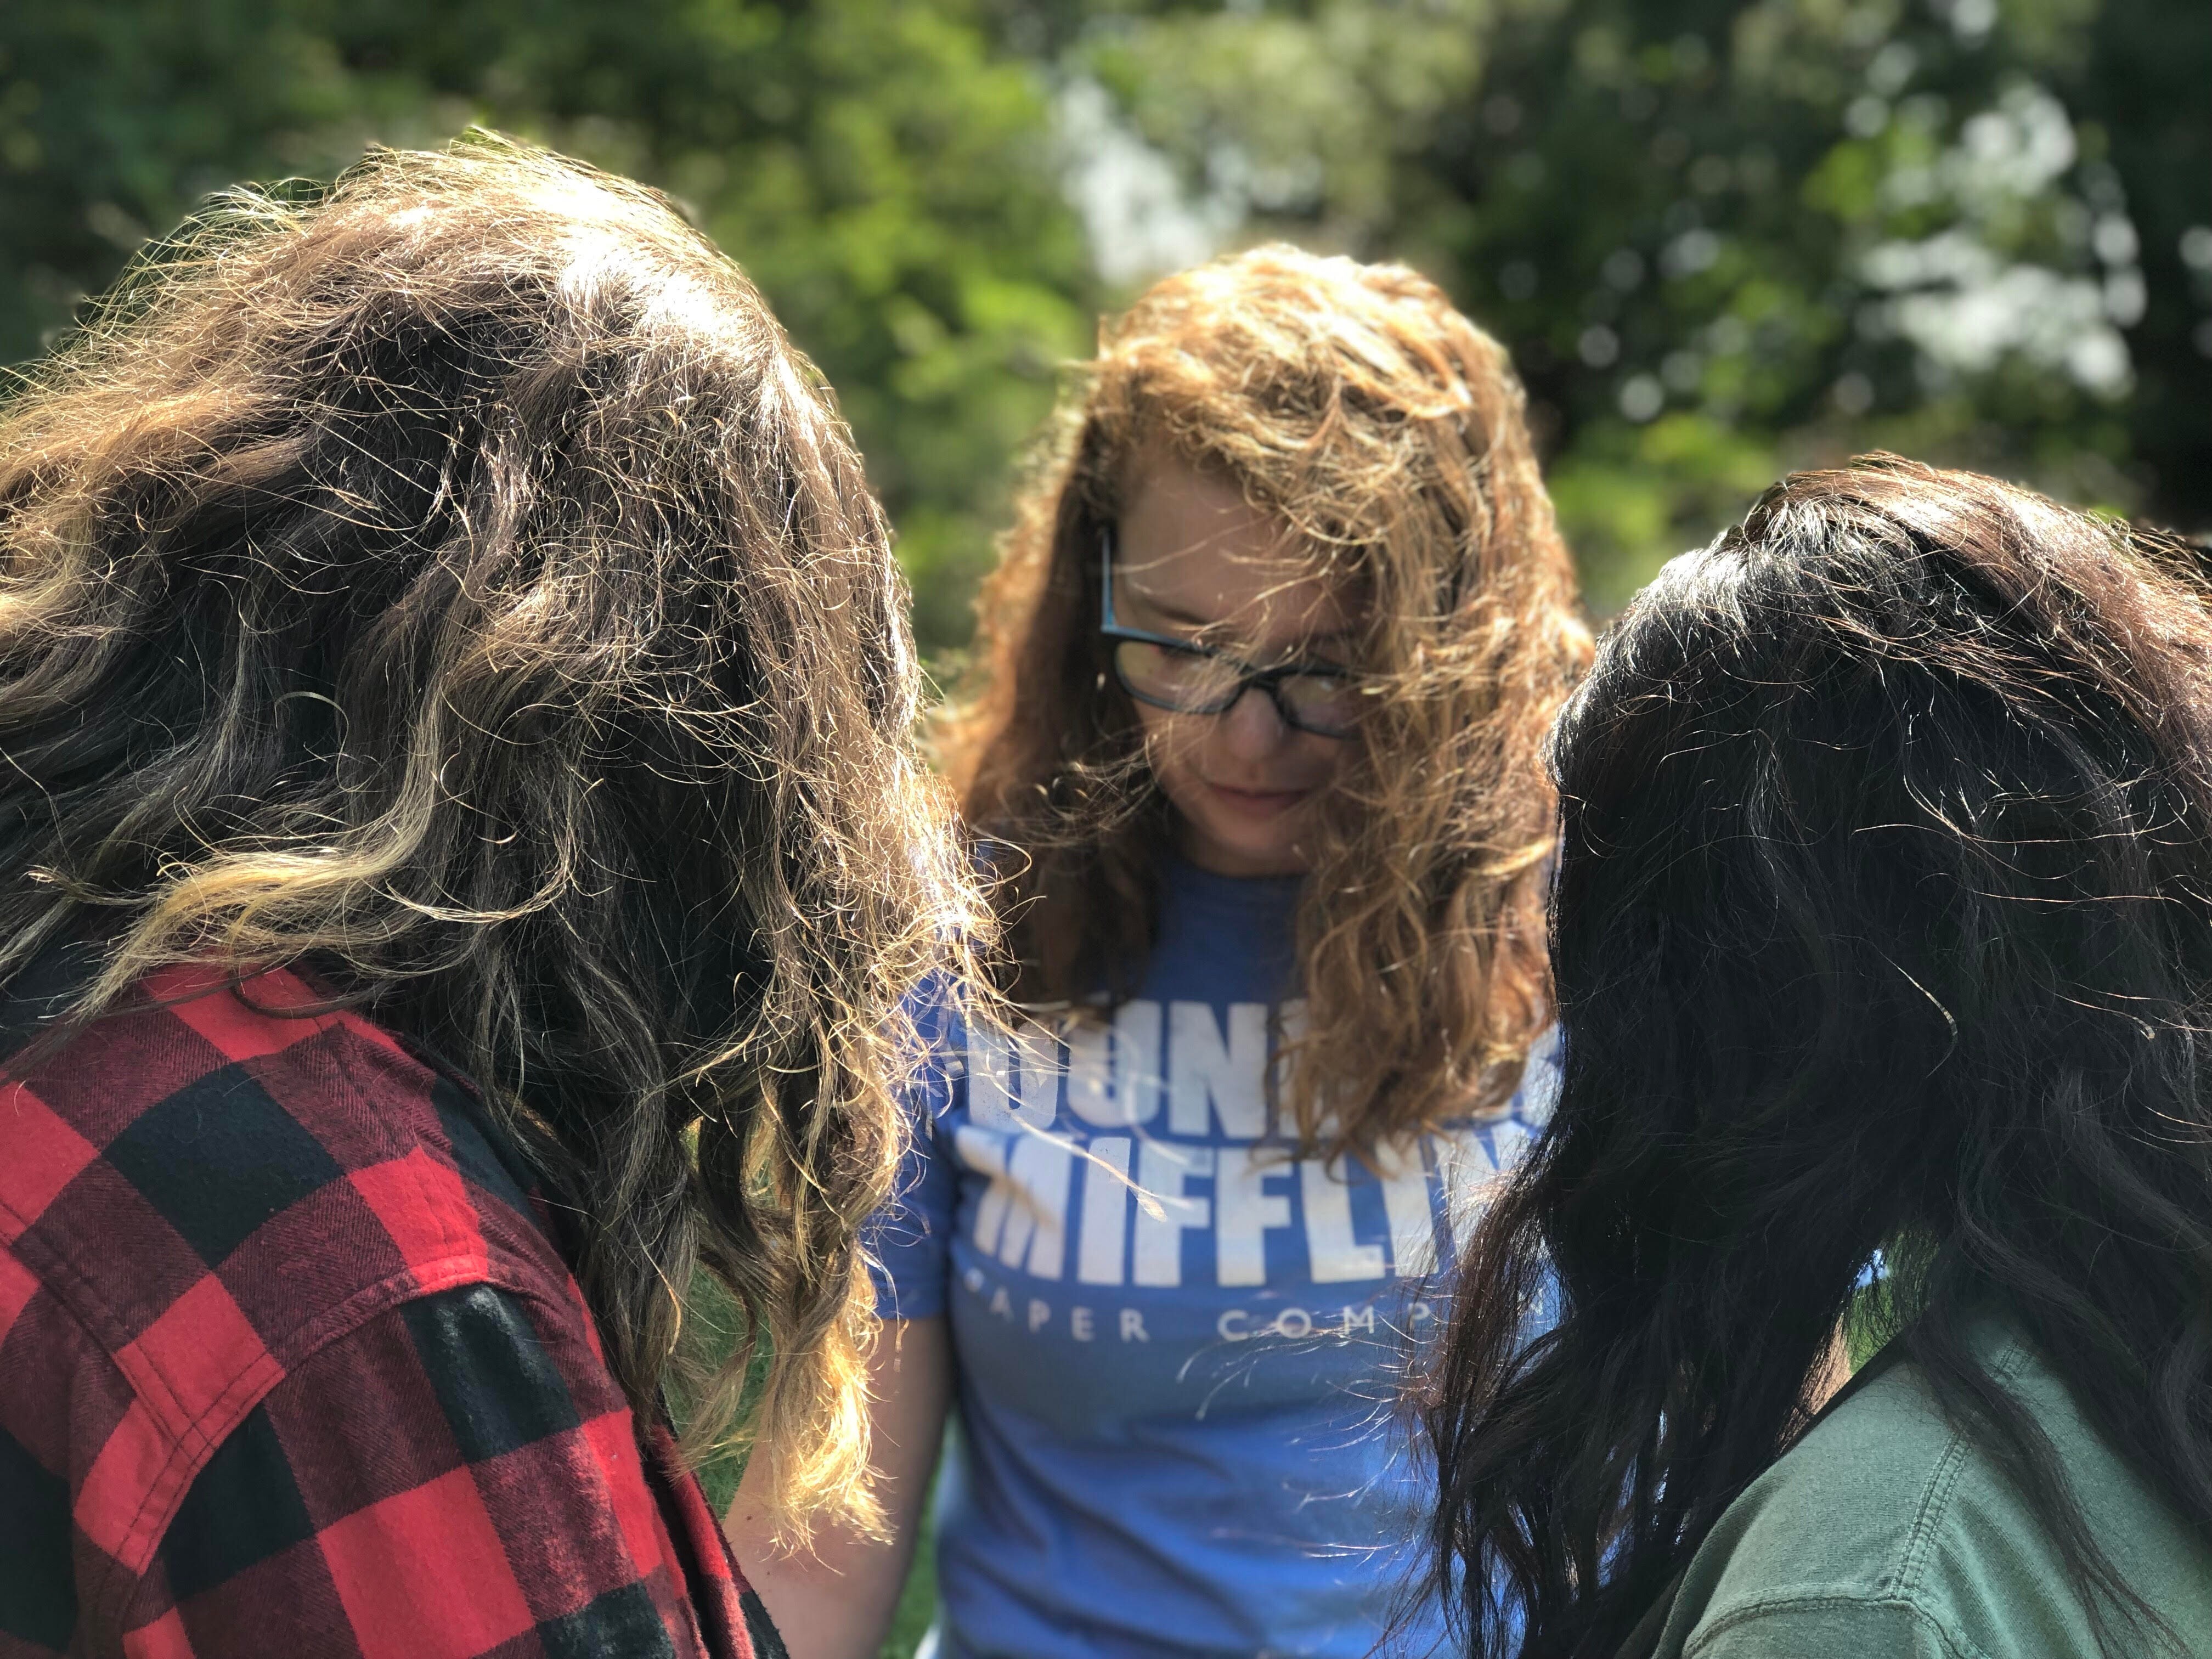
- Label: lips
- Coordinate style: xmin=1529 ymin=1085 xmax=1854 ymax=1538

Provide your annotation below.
xmin=1203 ymin=780 xmax=1313 ymax=817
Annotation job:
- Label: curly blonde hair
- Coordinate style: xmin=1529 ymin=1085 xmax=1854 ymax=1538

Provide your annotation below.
xmin=945 ymin=245 xmax=1590 ymax=1156
xmin=0 ymin=137 xmax=976 ymax=1533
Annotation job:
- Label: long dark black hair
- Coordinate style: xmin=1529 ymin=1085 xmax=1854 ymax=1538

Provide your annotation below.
xmin=1424 ymin=456 xmax=2212 ymax=1656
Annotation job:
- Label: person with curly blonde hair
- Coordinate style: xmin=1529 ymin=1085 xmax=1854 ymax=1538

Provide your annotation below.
xmin=0 ymin=138 xmax=976 ymax=1658
xmin=729 ymin=246 xmax=1590 ymax=1659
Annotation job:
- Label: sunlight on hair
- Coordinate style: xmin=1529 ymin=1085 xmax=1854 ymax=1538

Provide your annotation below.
xmin=945 ymin=244 xmax=1590 ymax=1160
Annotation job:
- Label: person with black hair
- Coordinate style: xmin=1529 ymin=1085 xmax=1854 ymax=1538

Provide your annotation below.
xmin=1424 ymin=458 xmax=2212 ymax=1657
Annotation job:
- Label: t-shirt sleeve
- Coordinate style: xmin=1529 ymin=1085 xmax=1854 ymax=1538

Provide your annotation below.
xmin=1686 ymin=1598 xmax=1977 ymax=1659
xmin=130 ymin=1282 xmax=718 ymax=1657
xmin=866 ymin=982 xmax=966 ymax=1323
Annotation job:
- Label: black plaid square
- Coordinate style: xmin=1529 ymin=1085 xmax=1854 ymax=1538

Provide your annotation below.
xmin=103 ymin=1068 xmax=346 ymax=1268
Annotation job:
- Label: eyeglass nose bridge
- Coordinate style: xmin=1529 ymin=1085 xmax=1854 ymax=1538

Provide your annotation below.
xmin=1220 ymin=666 xmax=1308 ymax=734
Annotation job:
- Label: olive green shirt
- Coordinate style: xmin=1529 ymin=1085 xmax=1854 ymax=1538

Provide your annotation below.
xmin=1644 ymin=1329 xmax=2212 ymax=1658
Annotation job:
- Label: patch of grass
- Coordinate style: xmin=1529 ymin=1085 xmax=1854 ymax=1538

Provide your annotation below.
xmin=883 ymin=1505 xmax=940 ymax=1659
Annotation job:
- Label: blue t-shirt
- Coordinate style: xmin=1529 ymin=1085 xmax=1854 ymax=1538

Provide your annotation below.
xmin=871 ymin=857 xmax=1556 ymax=1659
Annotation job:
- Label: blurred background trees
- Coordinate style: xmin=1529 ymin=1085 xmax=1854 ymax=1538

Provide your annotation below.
xmin=4 ymin=0 xmax=2205 ymax=635
xmin=1058 ymin=0 xmax=2209 ymax=603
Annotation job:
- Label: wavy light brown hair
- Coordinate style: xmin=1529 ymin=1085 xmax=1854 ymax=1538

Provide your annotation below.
xmin=0 ymin=137 xmax=974 ymax=1531
xmin=946 ymin=245 xmax=1590 ymax=1155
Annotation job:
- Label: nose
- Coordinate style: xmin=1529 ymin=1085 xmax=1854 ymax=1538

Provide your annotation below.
xmin=1217 ymin=682 xmax=1291 ymax=759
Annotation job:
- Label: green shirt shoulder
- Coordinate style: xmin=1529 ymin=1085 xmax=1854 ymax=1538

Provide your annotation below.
xmin=1646 ymin=1332 xmax=2212 ymax=1659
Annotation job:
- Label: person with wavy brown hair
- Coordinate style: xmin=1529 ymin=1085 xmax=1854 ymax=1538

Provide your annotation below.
xmin=1425 ymin=460 xmax=2212 ymax=1658
xmin=0 ymin=137 xmax=976 ymax=1658
xmin=729 ymin=246 xmax=1590 ymax=1658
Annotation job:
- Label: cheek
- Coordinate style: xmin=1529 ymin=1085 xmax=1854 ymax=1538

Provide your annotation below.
xmin=1136 ymin=712 xmax=1250 ymax=833
xmin=1286 ymin=732 xmax=1352 ymax=789
xmin=1133 ymin=705 xmax=1199 ymax=786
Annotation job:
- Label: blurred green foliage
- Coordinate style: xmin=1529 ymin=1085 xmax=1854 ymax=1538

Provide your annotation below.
xmin=1045 ymin=0 xmax=2211 ymax=606
xmin=0 ymin=0 xmax=1096 ymax=651
xmin=5 ymin=2 xmax=2205 ymax=635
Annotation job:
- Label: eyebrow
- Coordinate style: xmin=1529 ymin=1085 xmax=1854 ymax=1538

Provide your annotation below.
xmin=1127 ymin=592 xmax=1356 ymax=646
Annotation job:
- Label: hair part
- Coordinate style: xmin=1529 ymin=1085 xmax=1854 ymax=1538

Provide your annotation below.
xmin=1424 ymin=456 xmax=2212 ymax=1656
xmin=0 ymin=134 xmax=979 ymax=1534
xmin=944 ymin=244 xmax=1590 ymax=1158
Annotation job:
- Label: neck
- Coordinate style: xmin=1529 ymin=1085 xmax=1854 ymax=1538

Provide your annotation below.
xmin=1173 ymin=817 xmax=1311 ymax=879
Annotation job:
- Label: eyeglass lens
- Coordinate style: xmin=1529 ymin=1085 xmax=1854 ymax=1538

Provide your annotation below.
xmin=1112 ymin=638 xmax=1359 ymax=735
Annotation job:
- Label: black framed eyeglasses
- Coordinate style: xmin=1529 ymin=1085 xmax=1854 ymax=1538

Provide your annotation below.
xmin=1098 ymin=530 xmax=1362 ymax=739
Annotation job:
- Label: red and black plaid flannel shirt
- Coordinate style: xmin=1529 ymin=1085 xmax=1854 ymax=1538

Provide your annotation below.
xmin=0 ymin=949 xmax=783 ymax=1659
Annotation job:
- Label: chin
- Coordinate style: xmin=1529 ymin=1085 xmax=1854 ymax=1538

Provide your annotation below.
xmin=1200 ymin=825 xmax=1308 ymax=875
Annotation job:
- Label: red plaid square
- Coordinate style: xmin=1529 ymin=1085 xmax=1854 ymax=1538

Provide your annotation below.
xmin=319 ymin=1468 xmax=538 ymax=1659
xmin=0 ymin=1085 xmax=98 ymax=1249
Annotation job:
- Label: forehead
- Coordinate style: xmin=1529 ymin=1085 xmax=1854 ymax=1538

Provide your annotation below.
xmin=1114 ymin=454 xmax=1348 ymax=631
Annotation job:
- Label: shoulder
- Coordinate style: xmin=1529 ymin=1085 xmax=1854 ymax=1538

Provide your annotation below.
xmin=1511 ymin=1022 xmax=1561 ymax=1126
xmin=1658 ymin=1339 xmax=2212 ymax=1659
xmin=1705 ymin=1350 xmax=1984 ymax=1588
xmin=3 ymin=962 xmax=566 ymax=1330
xmin=0 ymin=963 xmax=583 ymax=1612
xmin=1677 ymin=1596 xmax=1986 ymax=1659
